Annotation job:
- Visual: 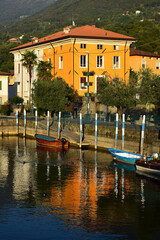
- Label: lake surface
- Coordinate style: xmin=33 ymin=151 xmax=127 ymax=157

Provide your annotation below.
xmin=0 ymin=137 xmax=160 ymax=240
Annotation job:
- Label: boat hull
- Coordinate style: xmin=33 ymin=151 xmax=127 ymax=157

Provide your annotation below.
xmin=108 ymin=148 xmax=142 ymax=165
xmin=136 ymin=160 xmax=160 ymax=176
xmin=35 ymin=134 xmax=68 ymax=148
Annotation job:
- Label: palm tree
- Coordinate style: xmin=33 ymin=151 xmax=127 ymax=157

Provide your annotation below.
xmin=37 ymin=60 xmax=52 ymax=81
xmin=21 ymin=50 xmax=37 ymax=106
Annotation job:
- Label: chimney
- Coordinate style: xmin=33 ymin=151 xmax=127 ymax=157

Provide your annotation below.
xmin=154 ymin=52 xmax=158 ymax=55
xmin=63 ymin=26 xmax=71 ymax=34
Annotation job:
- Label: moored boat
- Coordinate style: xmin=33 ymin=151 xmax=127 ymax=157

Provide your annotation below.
xmin=108 ymin=148 xmax=143 ymax=165
xmin=35 ymin=134 xmax=69 ymax=149
xmin=136 ymin=153 xmax=160 ymax=176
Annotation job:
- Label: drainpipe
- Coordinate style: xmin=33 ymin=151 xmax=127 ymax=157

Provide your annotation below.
xmin=124 ymin=41 xmax=127 ymax=82
xmin=50 ymin=42 xmax=56 ymax=79
xmin=73 ymin=39 xmax=76 ymax=87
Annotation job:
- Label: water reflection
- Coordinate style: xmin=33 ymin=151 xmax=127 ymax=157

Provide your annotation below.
xmin=0 ymin=138 xmax=160 ymax=240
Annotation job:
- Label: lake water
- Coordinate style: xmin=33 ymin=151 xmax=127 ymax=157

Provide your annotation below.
xmin=0 ymin=137 xmax=160 ymax=240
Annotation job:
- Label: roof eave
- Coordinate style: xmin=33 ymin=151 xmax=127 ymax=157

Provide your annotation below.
xmin=10 ymin=35 xmax=136 ymax=52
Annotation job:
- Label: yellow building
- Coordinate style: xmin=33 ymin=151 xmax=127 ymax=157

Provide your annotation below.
xmin=130 ymin=49 xmax=160 ymax=74
xmin=11 ymin=25 xmax=135 ymax=102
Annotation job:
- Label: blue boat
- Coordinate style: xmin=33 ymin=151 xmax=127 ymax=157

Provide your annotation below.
xmin=108 ymin=148 xmax=143 ymax=165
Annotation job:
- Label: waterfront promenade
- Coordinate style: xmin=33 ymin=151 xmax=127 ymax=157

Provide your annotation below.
xmin=0 ymin=115 xmax=159 ymax=154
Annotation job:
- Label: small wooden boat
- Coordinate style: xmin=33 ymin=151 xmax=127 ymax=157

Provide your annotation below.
xmin=35 ymin=134 xmax=69 ymax=149
xmin=108 ymin=148 xmax=143 ymax=165
xmin=136 ymin=159 xmax=160 ymax=176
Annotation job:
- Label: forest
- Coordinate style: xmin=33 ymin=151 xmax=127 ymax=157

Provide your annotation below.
xmin=1 ymin=0 xmax=160 ymax=72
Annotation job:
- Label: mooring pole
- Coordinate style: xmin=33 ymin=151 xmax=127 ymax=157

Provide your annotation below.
xmin=16 ymin=110 xmax=19 ymax=135
xmin=47 ymin=111 xmax=50 ymax=136
xmin=58 ymin=112 xmax=61 ymax=139
xmin=95 ymin=113 xmax=98 ymax=150
xmin=140 ymin=115 xmax=146 ymax=155
xmin=115 ymin=113 xmax=118 ymax=148
xmin=80 ymin=113 xmax=82 ymax=148
xmin=35 ymin=110 xmax=37 ymax=133
xmin=24 ymin=109 xmax=26 ymax=137
xmin=122 ymin=113 xmax=125 ymax=150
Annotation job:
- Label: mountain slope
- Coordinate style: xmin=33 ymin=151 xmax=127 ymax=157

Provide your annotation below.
xmin=0 ymin=0 xmax=56 ymax=23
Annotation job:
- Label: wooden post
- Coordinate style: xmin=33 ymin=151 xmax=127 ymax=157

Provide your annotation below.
xmin=80 ymin=113 xmax=82 ymax=148
xmin=140 ymin=115 xmax=146 ymax=155
xmin=24 ymin=109 xmax=26 ymax=137
xmin=16 ymin=110 xmax=19 ymax=135
xmin=47 ymin=111 xmax=50 ymax=136
xmin=35 ymin=110 xmax=37 ymax=133
xmin=122 ymin=113 xmax=125 ymax=150
xmin=58 ymin=112 xmax=61 ymax=139
xmin=95 ymin=113 xmax=98 ymax=150
xmin=115 ymin=113 xmax=118 ymax=149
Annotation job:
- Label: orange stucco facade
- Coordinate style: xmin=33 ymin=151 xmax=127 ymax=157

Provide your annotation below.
xmin=43 ymin=41 xmax=131 ymax=96
xmin=130 ymin=49 xmax=160 ymax=74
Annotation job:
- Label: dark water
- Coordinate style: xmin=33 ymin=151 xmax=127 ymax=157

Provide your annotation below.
xmin=0 ymin=137 xmax=160 ymax=240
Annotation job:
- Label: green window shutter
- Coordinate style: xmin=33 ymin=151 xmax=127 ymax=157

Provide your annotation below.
xmin=0 ymin=81 xmax=2 ymax=90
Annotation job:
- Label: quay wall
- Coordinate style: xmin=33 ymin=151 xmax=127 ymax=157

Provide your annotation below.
xmin=0 ymin=118 xmax=159 ymax=154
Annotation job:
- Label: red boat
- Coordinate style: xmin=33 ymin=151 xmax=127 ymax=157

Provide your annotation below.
xmin=35 ymin=134 xmax=69 ymax=149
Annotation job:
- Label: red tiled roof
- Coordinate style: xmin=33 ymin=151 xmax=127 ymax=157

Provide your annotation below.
xmin=0 ymin=71 xmax=11 ymax=76
xmin=130 ymin=49 xmax=160 ymax=58
xmin=10 ymin=25 xmax=136 ymax=51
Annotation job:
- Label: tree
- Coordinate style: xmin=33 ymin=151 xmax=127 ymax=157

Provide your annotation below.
xmin=33 ymin=77 xmax=78 ymax=114
xmin=11 ymin=96 xmax=24 ymax=105
xmin=97 ymin=77 xmax=138 ymax=112
xmin=138 ymin=68 xmax=160 ymax=108
xmin=21 ymin=50 xmax=37 ymax=105
xmin=37 ymin=60 xmax=52 ymax=81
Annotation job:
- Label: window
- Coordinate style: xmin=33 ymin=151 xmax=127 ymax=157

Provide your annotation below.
xmin=80 ymin=44 xmax=86 ymax=49
xmin=97 ymin=44 xmax=103 ymax=49
xmin=0 ymin=97 xmax=2 ymax=105
xmin=49 ymin=48 xmax=51 ymax=53
xmin=17 ymin=63 xmax=20 ymax=74
xmin=149 ymin=57 xmax=153 ymax=60
xmin=113 ymin=56 xmax=120 ymax=69
xmin=48 ymin=58 xmax=51 ymax=63
xmin=114 ymin=45 xmax=119 ymax=50
xmin=97 ymin=56 xmax=104 ymax=68
xmin=59 ymin=56 xmax=63 ymax=69
xmin=142 ymin=60 xmax=146 ymax=68
xmin=0 ymin=81 xmax=2 ymax=90
xmin=60 ymin=45 xmax=63 ymax=50
xmin=156 ymin=61 xmax=160 ymax=69
xmin=80 ymin=55 xmax=87 ymax=68
xmin=80 ymin=77 xmax=87 ymax=89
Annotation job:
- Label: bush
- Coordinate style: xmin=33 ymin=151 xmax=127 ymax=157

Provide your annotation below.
xmin=0 ymin=104 xmax=13 ymax=115
xmin=11 ymin=96 xmax=24 ymax=105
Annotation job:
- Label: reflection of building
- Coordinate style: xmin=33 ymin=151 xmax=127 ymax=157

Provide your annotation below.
xmin=130 ymin=49 xmax=160 ymax=74
xmin=0 ymin=154 xmax=9 ymax=187
xmin=11 ymin=25 xmax=135 ymax=104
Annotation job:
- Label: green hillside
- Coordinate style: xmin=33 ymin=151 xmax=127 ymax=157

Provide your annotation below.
xmin=1 ymin=0 xmax=160 ymax=72
xmin=0 ymin=0 xmax=56 ymax=23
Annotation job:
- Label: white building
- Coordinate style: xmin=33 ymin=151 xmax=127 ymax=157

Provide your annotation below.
xmin=10 ymin=47 xmax=43 ymax=104
xmin=0 ymin=71 xmax=10 ymax=104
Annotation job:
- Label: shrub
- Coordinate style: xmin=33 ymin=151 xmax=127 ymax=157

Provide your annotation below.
xmin=0 ymin=104 xmax=13 ymax=115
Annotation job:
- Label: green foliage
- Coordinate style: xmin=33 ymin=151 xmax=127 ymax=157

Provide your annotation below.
xmin=97 ymin=77 xmax=138 ymax=109
xmin=33 ymin=77 xmax=78 ymax=113
xmin=138 ymin=68 xmax=160 ymax=106
xmin=11 ymin=96 xmax=24 ymax=105
xmin=0 ymin=42 xmax=18 ymax=72
xmin=0 ymin=104 xmax=13 ymax=116
xmin=37 ymin=61 xmax=52 ymax=81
